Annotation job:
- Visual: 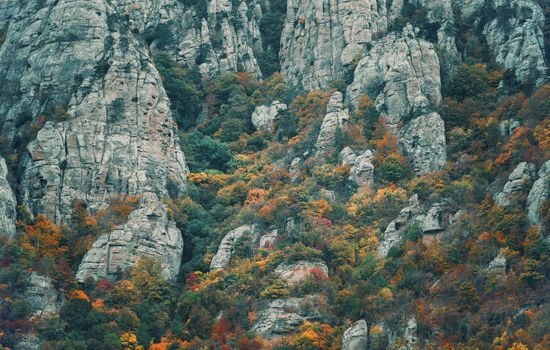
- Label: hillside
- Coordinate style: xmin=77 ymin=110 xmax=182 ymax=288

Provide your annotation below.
xmin=0 ymin=1 xmax=548 ymax=349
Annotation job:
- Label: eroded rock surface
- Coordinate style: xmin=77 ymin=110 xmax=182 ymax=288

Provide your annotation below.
xmin=251 ymin=101 xmax=288 ymax=133
xmin=0 ymin=157 xmax=16 ymax=238
xmin=25 ymin=272 xmax=61 ymax=318
xmin=315 ymin=92 xmax=350 ymax=156
xmin=342 ymin=320 xmax=368 ymax=350
xmin=526 ymin=160 xmax=550 ymax=228
xmin=378 ymin=195 xmax=421 ymax=257
xmin=76 ymin=193 xmax=183 ymax=282
xmin=210 ymin=224 xmax=258 ymax=270
xmin=495 ymin=162 xmax=536 ymax=207
xmin=275 ymin=260 xmax=328 ymax=286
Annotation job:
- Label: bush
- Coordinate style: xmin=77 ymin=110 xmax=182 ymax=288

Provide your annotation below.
xmin=180 ymin=131 xmax=233 ymax=172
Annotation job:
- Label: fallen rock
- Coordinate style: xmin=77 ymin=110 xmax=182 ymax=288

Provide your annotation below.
xmin=0 ymin=157 xmax=16 ymax=238
xmin=76 ymin=193 xmax=183 ymax=282
xmin=422 ymin=201 xmax=451 ymax=234
xmin=274 ymin=260 xmax=329 ymax=286
xmin=210 ymin=225 xmax=258 ymax=270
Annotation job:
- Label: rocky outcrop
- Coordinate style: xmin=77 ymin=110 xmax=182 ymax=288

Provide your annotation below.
xmin=495 ymin=162 xmax=536 ymax=207
xmin=315 ymin=92 xmax=350 ymax=155
xmin=0 ymin=0 xmax=188 ymax=224
xmin=0 ymin=157 xmax=16 ymax=238
xmin=114 ymin=0 xmax=264 ymax=78
xmin=25 ymin=273 xmax=61 ymax=318
xmin=259 ymin=230 xmax=278 ymax=249
xmin=526 ymin=160 xmax=550 ymax=227
xmin=280 ymin=0 xmax=389 ymax=90
xmin=421 ymin=201 xmax=451 ymax=234
xmin=398 ymin=112 xmax=447 ymax=175
xmin=210 ymin=225 xmax=258 ymax=270
xmin=342 ymin=320 xmax=368 ymax=350
xmin=289 ymin=157 xmax=303 ymax=182
xmin=378 ymin=195 xmax=421 ymax=257
xmin=274 ymin=260 xmax=329 ymax=286
xmin=76 ymin=193 xmax=183 ymax=282
xmin=251 ymin=295 xmax=321 ymax=338
xmin=482 ymin=0 xmax=547 ymax=86
xmin=251 ymin=101 xmax=288 ymax=133
xmin=347 ymin=24 xmax=441 ymax=131
xmin=340 ymin=147 xmax=375 ymax=188
xmin=486 ymin=249 xmax=507 ymax=275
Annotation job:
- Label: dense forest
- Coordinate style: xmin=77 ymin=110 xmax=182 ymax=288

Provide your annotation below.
xmin=0 ymin=0 xmax=548 ymax=350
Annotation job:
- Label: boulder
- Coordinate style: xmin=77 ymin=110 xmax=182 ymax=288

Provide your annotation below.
xmin=251 ymin=101 xmax=288 ymax=133
xmin=422 ymin=201 xmax=451 ymax=234
xmin=76 ymin=193 xmax=183 ymax=282
xmin=349 ymin=150 xmax=375 ymax=188
xmin=210 ymin=225 xmax=258 ymax=270
xmin=275 ymin=260 xmax=329 ymax=286
xmin=0 ymin=157 xmax=16 ymax=238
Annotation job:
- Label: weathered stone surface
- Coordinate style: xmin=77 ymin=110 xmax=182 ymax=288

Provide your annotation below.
xmin=251 ymin=101 xmax=288 ymax=133
xmin=422 ymin=201 xmax=451 ymax=234
xmin=398 ymin=112 xmax=447 ymax=175
xmin=280 ymin=0 xmax=389 ymax=90
xmin=347 ymin=24 xmax=442 ymax=131
xmin=342 ymin=320 xmax=368 ymax=350
xmin=25 ymin=272 xmax=62 ymax=319
xmin=378 ymin=195 xmax=421 ymax=257
xmin=274 ymin=260 xmax=329 ymax=286
xmin=0 ymin=157 xmax=16 ymax=238
xmin=251 ymin=295 xmax=321 ymax=338
xmin=76 ymin=193 xmax=183 ymax=282
xmin=210 ymin=225 xmax=258 ymax=270
xmin=482 ymin=0 xmax=547 ymax=86
xmin=289 ymin=157 xmax=303 ymax=182
xmin=315 ymin=92 xmax=350 ymax=155
xmin=350 ymin=150 xmax=375 ymax=188
xmin=114 ymin=0 xmax=264 ymax=78
xmin=259 ymin=229 xmax=278 ymax=249
xmin=486 ymin=249 xmax=507 ymax=275
xmin=526 ymin=160 xmax=550 ymax=227
xmin=495 ymin=162 xmax=536 ymax=207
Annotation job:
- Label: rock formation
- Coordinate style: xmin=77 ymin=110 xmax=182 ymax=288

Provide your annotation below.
xmin=421 ymin=201 xmax=451 ymax=234
xmin=340 ymin=147 xmax=375 ymax=188
xmin=347 ymin=24 xmax=442 ymax=130
xmin=25 ymin=272 xmax=62 ymax=319
xmin=495 ymin=162 xmax=536 ymax=207
xmin=259 ymin=230 xmax=278 ymax=249
xmin=251 ymin=101 xmax=288 ymax=133
xmin=76 ymin=193 xmax=183 ymax=282
xmin=280 ymin=0 xmax=389 ymax=90
xmin=398 ymin=112 xmax=447 ymax=175
xmin=378 ymin=195 xmax=421 ymax=257
xmin=342 ymin=320 xmax=369 ymax=350
xmin=251 ymin=295 xmax=321 ymax=338
xmin=486 ymin=249 xmax=507 ymax=275
xmin=274 ymin=260 xmax=329 ymax=286
xmin=315 ymin=92 xmax=350 ymax=156
xmin=526 ymin=160 xmax=550 ymax=228
xmin=210 ymin=225 xmax=258 ymax=270
xmin=0 ymin=157 xmax=16 ymax=238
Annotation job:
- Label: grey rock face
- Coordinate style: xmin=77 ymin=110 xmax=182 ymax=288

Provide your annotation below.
xmin=1 ymin=0 xmax=188 ymax=224
xmin=495 ymin=162 xmax=536 ymax=207
xmin=341 ymin=148 xmax=375 ymax=188
xmin=403 ymin=316 xmax=418 ymax=348
xmin=347 ymin=25 xmax=442 ymax=131
xmin=0 ymin=157 xmax=16 ymax=238
xmin=275 ymin=260 xmax=329 ymax=286
xmin=251 ymin=101 xmax=288 ymax=133
xmin=251 ymin=295 xmax=321 ymax=338
xmin=398 ymin=112 xmax=447 ymax=175
xmin=315 ymin=92 xmax=350 ymax=155
xmin=378 ymin=195 xmax=421 ymax=257
xmin=259 ymin=229 xmax=278 ymax=249
xmin=486 ymin=249 xmax=507 ymax=275
xmin=482 ymin=0 xmax=547 ymax=86
xmin=422 ymin=201 xmax=451 ymax=234
xmin=76 ymin=193 xmax=183 ymax=282
xmin=342 ymin=320 xmax=368 ymax=350
xmin=25 ymin=272 xmax=61 ymax=318
xmin=114 ymin=0 xmax=264 ymax=78
xmin=289 ymin=157 xmax=303 ymax=182
xmin=526 ymin=160 xmax=550 ymax=228
xmin=210 ymin=225 xmax=258 ymax=270
xmin=280 ymin=0 xmax=389 ymax=90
